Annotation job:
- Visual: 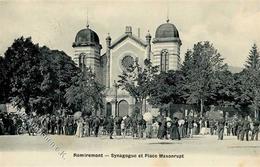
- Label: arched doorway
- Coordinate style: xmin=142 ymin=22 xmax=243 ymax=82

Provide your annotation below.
xmin=118 ymin=100 xmax=129 ymax=117
xmin=106 ymin=102 xmax=112 ymax=117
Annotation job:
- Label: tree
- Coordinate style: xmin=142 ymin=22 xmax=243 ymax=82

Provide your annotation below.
xmin=245 ymin=44 xmax=259 ymax=70
xmin=233 ymin=71 xmax=254 ymax=117
xmin=4 ymin=37 xmax=43 ymax=114
xmin=65 ymin=67 xmax=105 ymax=115
xmin=182 ymin=41 xmax=227 ymax=117
xmin=210 ymin=69 xmax=236 ymax=118
xmin=4 ymin=37 xmax=79 ymax=115
xmin=237 ymin=44 xmax=260 ymax=119
xmin=118 ymin=59 xmax=158 ymax=115
xmin=38 ymin=46 xmax=79 ymax=114
xmin=148 ymin=70 xmax=185 ymax=108
xmin=0 ymin=56 xmax=9 ymax=104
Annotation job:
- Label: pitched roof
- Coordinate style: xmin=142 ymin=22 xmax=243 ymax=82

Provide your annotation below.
xmin=110 ymin=34 xmax=147 ymax=49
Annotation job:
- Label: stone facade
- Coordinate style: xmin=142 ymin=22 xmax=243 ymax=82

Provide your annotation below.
xmin=72 ymin=20 xmax=182 ymax=117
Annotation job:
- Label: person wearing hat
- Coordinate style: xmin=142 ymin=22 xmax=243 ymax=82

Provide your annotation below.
xmin=0 ymin=118 xmax=4 ymax=135
xmin=93 ymin=116 xmax=101 ymax=137
xmin=217 ymin=119 xmax=225 ymax=140
xmin=170 ymin=117 xmax=180 ymax=140
xmin=106 ymin=115 xmax=114 ymax=139
xmin=241 ymin=117 xmax=250 ymax=141
xmin=187 ymin=118 xmax=194 ymax=138
xmin=251 ymin=118 xmax=260 ymax=141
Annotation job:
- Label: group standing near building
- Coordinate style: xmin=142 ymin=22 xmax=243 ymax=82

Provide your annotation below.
xmin=0 ymin=112 xmax=259 ymax=142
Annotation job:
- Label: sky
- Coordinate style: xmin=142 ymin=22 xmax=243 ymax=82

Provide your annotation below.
xmin=0 ymin=0 xmax=260 ymax=67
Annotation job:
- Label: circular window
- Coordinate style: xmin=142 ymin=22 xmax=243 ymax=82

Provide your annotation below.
xmin=121 ymin=55 xmax=134 ymax=71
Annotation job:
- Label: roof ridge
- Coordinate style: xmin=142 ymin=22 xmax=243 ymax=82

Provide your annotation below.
xmin=110 ymin=34 xmax=147 ymax=49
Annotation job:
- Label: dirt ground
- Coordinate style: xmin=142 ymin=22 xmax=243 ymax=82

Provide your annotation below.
xmin=0 ymin=134 xmax=259 ymax=167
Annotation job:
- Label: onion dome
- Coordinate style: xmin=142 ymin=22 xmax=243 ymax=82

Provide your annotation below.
xmin=153 ymin=19 xmax=181 ymax=44
xmin=73 ymin=25 xmax=101 ymax=47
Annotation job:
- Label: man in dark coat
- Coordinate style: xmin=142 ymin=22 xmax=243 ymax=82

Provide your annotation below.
xmin=67 ymin=115 xmax=74 ymax=135
xmin=183 ymin=118 xmax=188 ymax=137
xmin=227 ymin=121 xmax=231 ymax=136
xmin=114 ymin=116 xmax=122 ymax=136
xmin=241 ymin=117 xmax=250 ymax=141
xmin=50 ymin=116 xmax=56 ymax=135
xmin=84 ymin=116 xmax=91 ymax=137
xmin=138 ymin=118 xmax=146 ymax=138
xmin=251 ymin=119 xmax=259 ymax=141
xmin=57 ymin=116 xmax=63 ymax=135
xmin=106 ymin=116 xmax=114 ymax=139
xmin=209 ymin=119 xmax=215 ymax=135
xmin=187 ymin=118 xmax=194 ymax=138
xmin=92 ymin=116 xmax=101 ymax=137
xmin=0 ymin=118 xmax=4 ymax=135
xmin=124 ymin=115 xmax=132 ymax=136
xmin=236 ymin=119 xmax=243 ymax=140
xmin=218 ymin=119 xmax=225 ymax=140
xmin=132 ymin=117 xmax=138 ymax=138
xmin=232 ymin=120 xmax=238 ymax=136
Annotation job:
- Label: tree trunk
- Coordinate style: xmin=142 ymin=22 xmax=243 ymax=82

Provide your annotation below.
xmin=200 ymin=99 xmax=203 ymax=118
xmin=144 ymin=98 xmax=147 ymax=113
xmin=134 ymin=98 xmax=140 ymax=116
xmin=140 ymin=98 xmax=143 ymax=115
xmin=255 ymin=108 xmax=258 ymax=120
xmin=253 ymin=100 xmax=258 ymax=119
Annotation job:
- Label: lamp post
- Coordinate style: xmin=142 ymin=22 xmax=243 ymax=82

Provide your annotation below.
xmin=113 ymin=80 xmax=119 ymax=116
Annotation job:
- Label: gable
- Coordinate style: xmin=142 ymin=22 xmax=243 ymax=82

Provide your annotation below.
xmin=110 ymin=34 xmax=147 ymax=50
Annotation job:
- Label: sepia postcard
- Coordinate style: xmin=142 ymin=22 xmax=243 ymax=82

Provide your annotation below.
xmin=0 ymin=0 xmax=260 ymax=167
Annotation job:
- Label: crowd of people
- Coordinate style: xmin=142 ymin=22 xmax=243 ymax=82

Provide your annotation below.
xmin=0 ymin=112 xmax=259 ymax=141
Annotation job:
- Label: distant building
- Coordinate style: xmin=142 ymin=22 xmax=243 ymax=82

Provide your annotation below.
xmin=71 ymin=19 xmax=182 ymax=117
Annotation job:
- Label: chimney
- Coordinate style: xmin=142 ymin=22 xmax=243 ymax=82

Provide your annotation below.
xmin=138 ymin=28 xmax=140 ymax=38
xmin=125 ymin=26 xmax=132 ymax=35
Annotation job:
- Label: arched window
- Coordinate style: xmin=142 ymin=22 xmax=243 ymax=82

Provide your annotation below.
xmin=106 ymin=102 xmax=112 ymax=117
xmin=118 ymin=100 xmax=129 ymax=117
xmin=79 ymin=53 xmax=87 ymax=69
xmin=160 ymin=49 xmax=169 ymax=72
xmin=79 ymin=54 xmax=82 ymax=68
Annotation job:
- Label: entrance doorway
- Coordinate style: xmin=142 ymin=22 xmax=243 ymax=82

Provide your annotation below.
xmin=118 ymin=100 xmax=129 ymax=117
xmin=106 ymin=102 xmax=112 ymax=117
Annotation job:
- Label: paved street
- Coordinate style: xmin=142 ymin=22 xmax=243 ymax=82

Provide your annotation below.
xmin=0 ymin=134 xmax=260 ymax=167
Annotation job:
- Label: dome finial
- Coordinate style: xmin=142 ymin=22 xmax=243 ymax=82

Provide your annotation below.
xmin=166 ymin=3 xmax=170 ymax=23
xmin=86 ymin=9 xmax=89 ymax=28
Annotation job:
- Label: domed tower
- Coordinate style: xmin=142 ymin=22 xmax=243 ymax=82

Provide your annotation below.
xmin=152 ymin=19 xmax=182 ymax=71
xmin=72 ymin=24 xmax=102 ymax=80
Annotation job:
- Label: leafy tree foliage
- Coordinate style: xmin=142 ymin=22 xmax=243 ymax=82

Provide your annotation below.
xmin=0 ymin=56 xmax=9 ymax=103
xmin=237 ymin=44 xmax=260 ymax=118
xmin=118 ymin=59 xmax=158 ymax=115
xmin=181 ymin=41 xmax=227 ymax=117
xmin=148 ymin=70 xmax=185 ymax=107
xmin=4 ymin=37 xmax=78 ymax=115
xmin=209 ymin=69 xmax=237 ymax=117
xmin=245 ymin=44 xmax=259 ymax=70
xmin=4 ymin=37 xmax=43 ymax=114
xmin=38 ymin=46 xmax=79 ymax=114
xmin=65 ymin=67 xmax=105 ymax=115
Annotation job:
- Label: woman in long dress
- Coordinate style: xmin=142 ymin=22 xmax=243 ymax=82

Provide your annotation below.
xmin=170 ymin=117 xmax=181 ymax=140
xmin=157 ymin=118 xmax=167 ymax=139
xmin=200 ymin=119 xmax=206 ymax=135
xmin=76 ymin=118 xmax=83 ymax=138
